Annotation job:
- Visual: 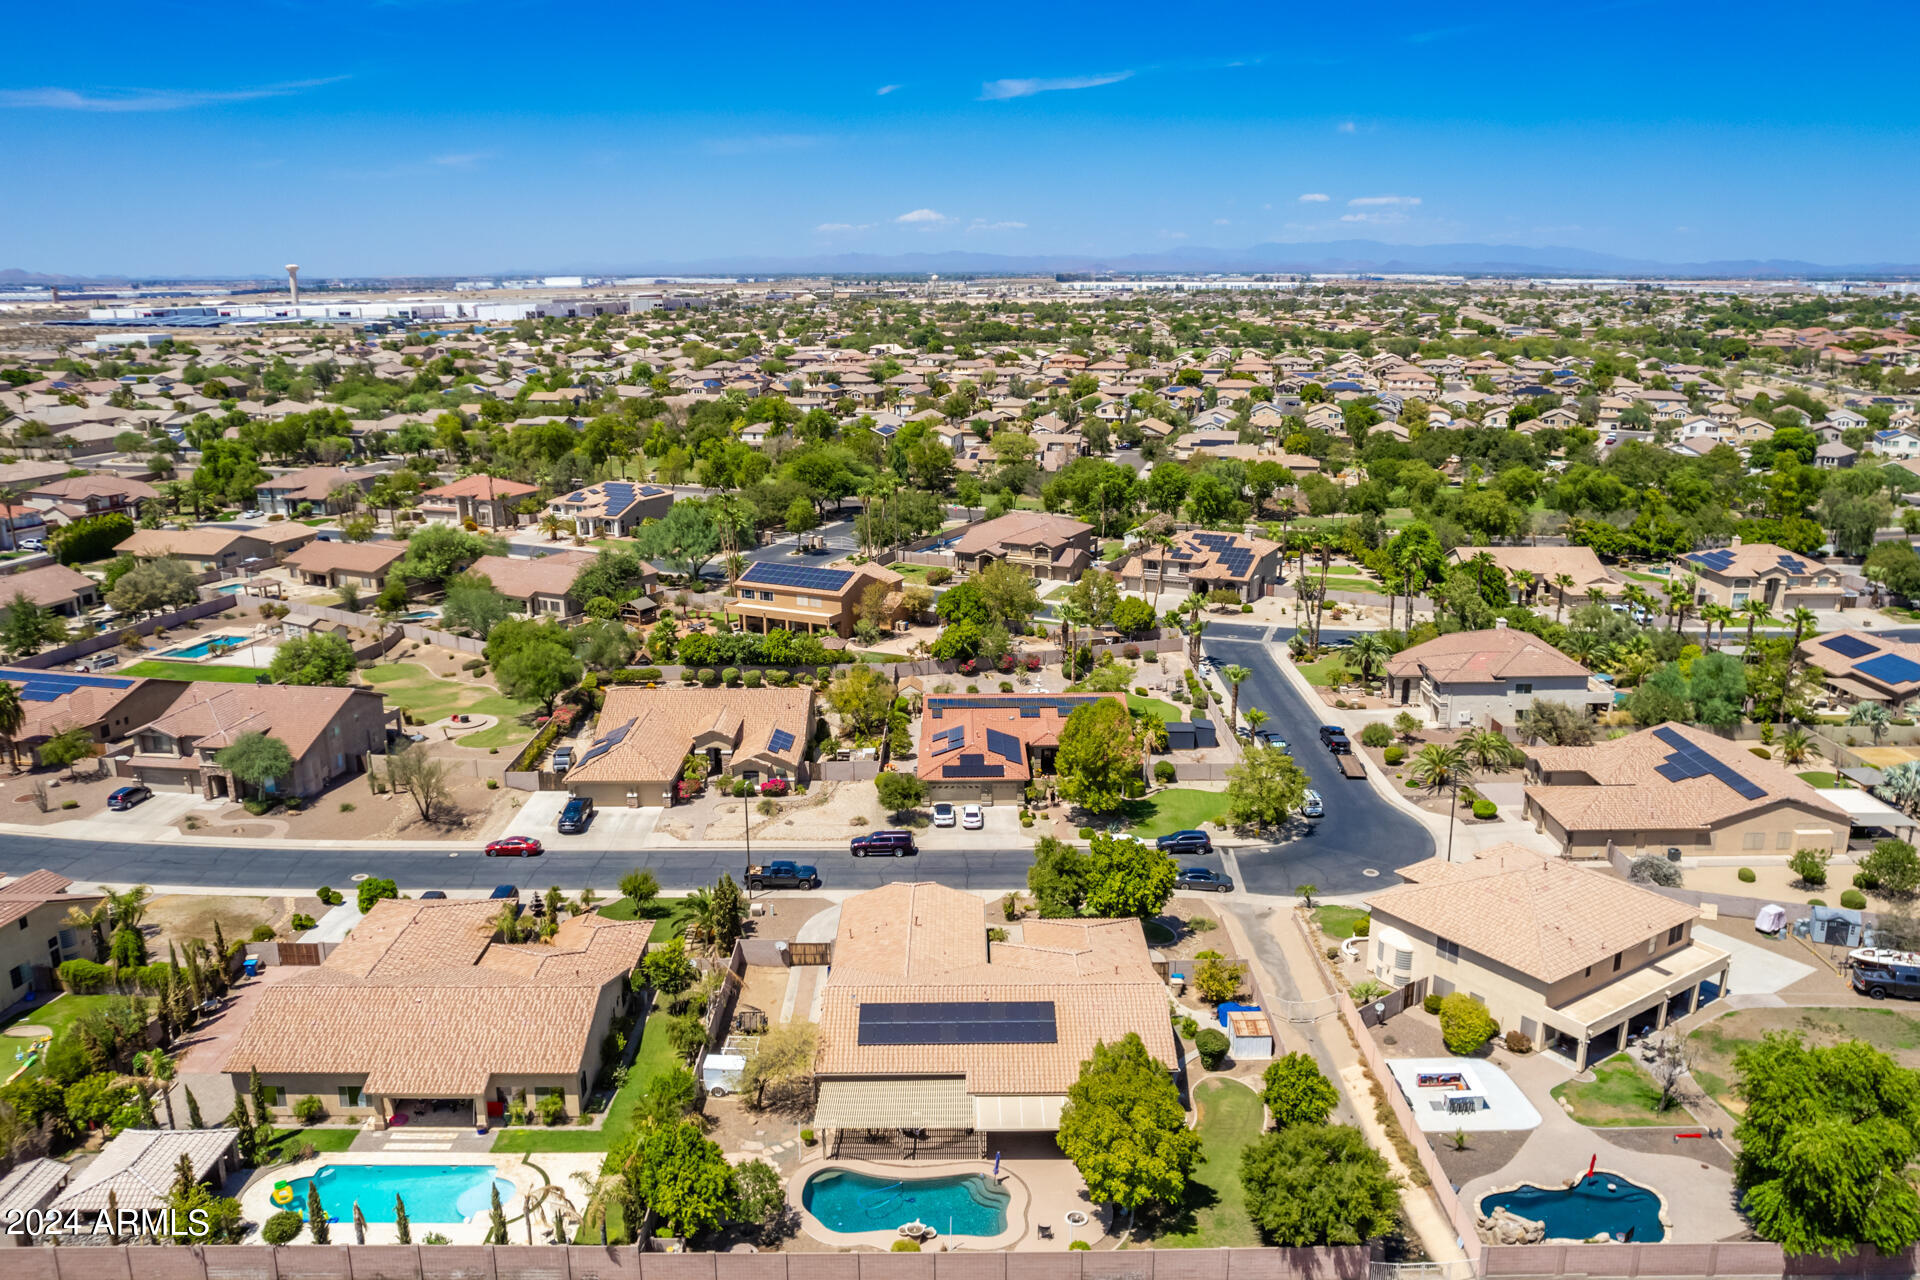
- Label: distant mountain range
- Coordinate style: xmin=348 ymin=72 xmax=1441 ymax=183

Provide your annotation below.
xmin=10 ymin=240 xmax=1920 ymax=283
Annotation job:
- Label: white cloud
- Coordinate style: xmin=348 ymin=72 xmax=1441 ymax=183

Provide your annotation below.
xmin=1348 ymin=195 xmax=1421 ymax=206
xmin=815 ymin=222 xmax=872 ymax=234
xmin=1339 ymin=211 xmax=1410 ymax=225
xmin=1297 ymin=193 xmax=1330 ymax=203
xmin=0 ymin=76 xmax=345 ymax=112
xmin=979 ymin=71 xmax=1132 ymax=101
xmin=895 ymin=208 xmax=953 ymax=225
xmin=877 ymin=84 xmax=902 ymax=95
xmin=967 ymin=219 xmax=1027 ymax=233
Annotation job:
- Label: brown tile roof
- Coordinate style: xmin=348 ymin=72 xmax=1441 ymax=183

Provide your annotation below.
xmin=1124 ymin=529 xmax=1279 ymax=583
xmin=1384 ymin=626 xmax=1591 ymax=683
xmin=0 ymin=669 xmax=162 ymax=744
xmin=1678 ymin=541 xmax=1830 ymax=580
xmin=466 ymin=551 xmax=594 ymax=601
xmin=1796 ymin=629 xmax=1920 ymax=696
xmin=117 ymin=527 xmax=258 ymax=559
xmin=3 ymin=562 xmax=98 ymax=608
xmin=914 ymin=692 xmax=1124 ymax=784
xmin=424 ymin=473 xmax=540 ymax=501
xmin=1445 ymin=545 xmax=1621 ymax=592
xmin=138 ymin=684 xmax=379 ymax=759
xmin=0 ymin=869 xmax=102 ymax=930
xmin=283 ymin=539 xmax=406 ymax=576
xmin=50 ymin=1129 xmax=238 ymax=1214
xmin=1526 ymin=721 xmax=1850 ymax=834
xmin=565 ymin=684 xmax=814 ymax=785
xmin=948 ymin=512 xmax=1092 ymax=559
xmin=25 ymin=475 xmax=159 ymax=502
xmin=221 ymin=900 xmax=650 ymax=1096
xmin=816 ymin=883 xmax=1179 ymax=1096
xmin=1366 ymin=842 xmax=1696 ymax=983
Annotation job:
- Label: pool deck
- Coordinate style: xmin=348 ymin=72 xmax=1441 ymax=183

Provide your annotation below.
xmin=1456 ymin=1051 xmax=1748 ymax=1244
xmin=237 ymin=1149 xmax=601 ymax=1245
xmin=785 ymin=1149 xmax=1110 ymax=1252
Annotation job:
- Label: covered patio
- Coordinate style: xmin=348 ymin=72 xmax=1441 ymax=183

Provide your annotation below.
xmin=1543 ymin=939 xmax=1731 ymax=1071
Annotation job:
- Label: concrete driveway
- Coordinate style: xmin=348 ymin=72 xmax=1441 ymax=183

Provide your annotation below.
xmin=496 ymin=791 xmax=662 ymax=852
xmin=33 ymin=790 xmax=218 ymax=843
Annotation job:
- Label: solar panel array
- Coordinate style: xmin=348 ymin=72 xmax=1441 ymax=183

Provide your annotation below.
xmin=1688 ymin=549 xmax=1737 ymax=571
xmin=1 ymin=669 xmax=137 ymax=704
xmin=767 ymin=728 xmax=796 ymax=754
xmin=1650 ymin=726 xmax=1768 ymax=800
xmin=985 ymin=728 xmax=1023 ymax=764
xmin=927 ymin=694 xmax=1101 ymax=719
xmin=1822 ymin=634 xmax=1881 ymax=660
xmin=1859 ymin=652 xmax=1920 ymax=686
xmin=739 ymin=561 xmax=856 ymax=591
xmin=858 ymin=1000 xmax=1057 ymax=1046
xmin=600 ymin=481 xmax=637 ymax=516
xmin=940 ymin=753 xmax=1006 ymax=779
xmin=931 ymin=725 xmax=965 ymax=756
xmin=1776 ymin=554 xmax=1811 ymax=575
xmin=573 ymin=717 xmax=636 ymax=769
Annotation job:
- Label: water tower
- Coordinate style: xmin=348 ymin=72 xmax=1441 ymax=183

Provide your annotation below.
xmin=285 ymin=264 xmax=301 ymax=305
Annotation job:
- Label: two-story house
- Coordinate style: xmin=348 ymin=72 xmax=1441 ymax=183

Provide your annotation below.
xmin=0 ymin=870 xmax=106 ymax=1002
xmin=464 ymin=550 xmax=652 ymax=620
xmin=253 ymin=465 xmax=383 ymax=516
xmin=1383 ymin=622 xmax=1612 ymax=728
xmin=729 ymin=559 xmax=902 ymax=638
xmin=549 ymin=481 xmax=674 ymax=538
xmin=1676 ymin=538 xmax=1844 ymax=611
xmin=1365 ymin=843 xmax=1730 ymax=1070
xmin=422 ymin=473 xmax=540 ymax=528
xmin=946 ymin=512 xmax=1096 ymax=583
xmin=120 ymin=684 xmax=395 ymax=800
xmin=1118 ymin=528 xmax=1283 ymax=602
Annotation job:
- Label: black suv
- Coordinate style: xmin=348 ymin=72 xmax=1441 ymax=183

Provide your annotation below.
xmin=1319 ymin=724 xmax=1352 ymax=754
xmin=850 ymin=829 xmax=916 ymax=857
xmin=557 ymin=795 xmax=595 ymax=833
xmin=1156 ymin=829 xmax=1213 ymax=854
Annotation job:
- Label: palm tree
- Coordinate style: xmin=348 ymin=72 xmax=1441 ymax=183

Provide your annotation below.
xmin=1740 ymin=598 xmax=1774 ymax=651
xmin=1467 ymin=551 xmax=1503 ymax=601
xmin=108 ymin=885 xmax=151 ymax=933
xmin=64 ymin=899 xmax=112 ymax=961
xmin=538 ymin=513 xmax=565 ymax=541
xmin=1848 ymin=701 xmax=1894 ymax=747
xmin=1700 ymin=602 xmax=1734 ymax=651
xmin=1243 ymin=707 xmax=1269 ymax=740
xmin=1221 ymin=665 xmax=1250 ymax=729
xmin=1877 ymin=760 xmax=1920 ymax=815
xmin=1777 ymin=726 xmax=1813 ymax=765
xmin=1786 ymin=606 xmax=1819 ymax=672
xmin=1552 ymin=573 xmax=1576 ymax=622
xmin=132 ymin=1047 xmax=177 ymax=1128
xmin=0 ymin=682 xmax=22 ymax=773
xmin=1348 ymin=632 xmax=1392 ymax=690
xmin=1510 ymin=569 xmax=1537 ymax=607
xmin=1460 ymin=729 xmax=1522 ymax=773
xmin=1408 ymin=742 xmax=1474 ymax=861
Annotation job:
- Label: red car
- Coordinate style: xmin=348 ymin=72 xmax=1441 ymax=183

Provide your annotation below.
xmin=485 ymin=837 xmax=543 ymax=857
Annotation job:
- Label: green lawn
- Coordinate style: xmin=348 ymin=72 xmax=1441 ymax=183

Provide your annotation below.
xmin=1689 ymin=1006 xmax=1920 ymax=1115
xmin=1312 ymin=576 xmax=1387 ymax=595
xmin=1125 ymin=788 xmax=1230 ymax=839
xmin=124 ymin=660 xmax=264 ymax=683
xmin=261 ymin=1126 xmax=359 ymax=1163
xmin=1156 ymin=1079 xmax=1264 ymax=1248
xmin=495 ymin=1009 xmax=680 ymax=1153
xmin=1314 ymin=905 xmax=1371 ymax=940
xmin=359 ymin=662 xmax=541 ymax=741
xmin=1128 ymin=692 xmax=1183 ymax=723
xmin=1797 ymin=770 xmax=1838 ymax=788
xmin=594 ymin=895 xmax=698 ymax=942
xmin=886 ymin=562 xmax=942 ymax=584
xmin=1550 ymin=1055 xmax=1695 ymax=1127
xmin=1294 ymin=654 xmax=1348 ymax=687
xmin=1620 ymin=570 xmax=1669 ymax=585
xmin=0 ymin=993 xmax=153 ymax=1081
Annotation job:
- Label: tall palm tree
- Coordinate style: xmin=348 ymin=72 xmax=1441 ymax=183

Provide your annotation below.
xmin=1877 ymin=760 xmax=1920 ymax=815
xmin=64 ymin=899 xmax=112 ymax=961
xmin=1408 ymin=742 xmax=1474 ymax=861
xmin=1348 ymin=632 xmax=1392 ymax=690
xmin=1848 ymin=701 xmax=1894 ymax=747
xmin=132 ymin=1047 xmax=178 ymax=1128
xmin=1460 ymin=729 xmax=1522 ymax=773
xmin=1700 ymin=602 xmax=1734 ymax=651
xmin=109 ymin=885 xmax=151 ymax=933
xmin=538 ymin=513 xmax=565 ymax=541
xmin=1786 ymin=606 xmax=1819 ymax=672
xmin=1243 ymin=707 xmax=1269 ymax=739
xmin=1740 ymin=598 xmax=1774 ymax=651
xmin=1550 ymin=573 xmax=1576 ymax=622
xmin=0 ymin=682 xmax=22 ymax=773
xmin=1222 ymin=665 xmax=1250 ymax=729
xmin=1510 ymin=569 xmax=1537 ymax=607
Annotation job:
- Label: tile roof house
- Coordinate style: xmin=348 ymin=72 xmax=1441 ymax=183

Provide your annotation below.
xmin=1797 ymin=629 xmax=1920 ymax=708
xmin=564 ymin=684 xmax=815 ymax=807
xmin=1365 ymin=843 xmax=1729 ymax=1071
xmin=548 ymin=480 xmax=673 ymax=538
xmin=0 ymin=1158 xmax=68 ymax=1243
xmin=282 ymin=538 xmax=406 ymax=590
xmin=0 ymin=665 xmax=187 ymax=760
xmin=115 ymin=527 xmax=276 ymax=575
xmin=121 ymin=683 xmax=396 ymax=801
xmin=2 ymin=562 xmax=102 ymax=616
xmin=222 ymin=899 xmax=650 ymax=1123
xmin=253 ymin=465 xmax=384 ymax=515
xmin=465 ymin=550 xmax=637 ymax=619
xmin=916 ymin=691 xmax=1128 ymax=804
xmin=811 ymin=882 xmax=1179 ymax=1143
xmin=942 ymin=512 xmax=1095 ymax=583
xmin=1445 ymin=545 xmax=1625 ymax=601
xmin=1117 ymin=529 xmax=1283 ymax=601
xmin=1676 ymin=538 xmax=1844 ymax=612
xmin=48 ymin=1129 xmax=239 ymax=1219
xmin=422 ymin=473 xmax=540 ymax=528
xmin=1384 ymin=621 xmax=1612 ymax=728
xmin=0 ymin=869 xmax=106 ymax=1001
xmin=1523 ymin=721 xmax=1849 ymax=860
xmin=730 ymin=559 xmax=901 ymax=638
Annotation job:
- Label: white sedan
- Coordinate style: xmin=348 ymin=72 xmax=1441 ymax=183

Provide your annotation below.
xmin=932 ymin=803 xmax=957 ymax=827
xmin=961 ymin=804 xmax=985 ymax=829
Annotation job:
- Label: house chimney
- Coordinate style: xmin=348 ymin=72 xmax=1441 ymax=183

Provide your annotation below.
xmin=1493 ymin=617 xmax=1509 ymax=630
xmin=1729 ymin=536 xmax=1742 ymax=548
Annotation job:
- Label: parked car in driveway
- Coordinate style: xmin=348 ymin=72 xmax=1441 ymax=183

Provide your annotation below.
xmin=106 ymin=785 xmax=152 ymax=811
xmin=1156 ymin=829 xmax=1213 ymax=854
xmin=932 ymin=802 xmax=957 ymax=827
xmin=961 ymin=804 xmax=984 ymax=829
xmin=485 ymin=836 xmax=543 ymax=857
xmin=1176 ymin=866 xmax=1234 ymax=893
xmin=556 ymin=796 xmax=595 ymax=833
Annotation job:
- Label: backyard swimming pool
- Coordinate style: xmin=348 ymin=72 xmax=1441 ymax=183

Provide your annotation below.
xmin=161 ymin=636 xmax=250 ymax=660
xmin=802 ymin=1168 xmax=1009 ymax=1237
xmin=285 ymin=1164 xmax=517 ymax=1223
xmin=1479 ymin=1174 xmax=1665 ymax=1243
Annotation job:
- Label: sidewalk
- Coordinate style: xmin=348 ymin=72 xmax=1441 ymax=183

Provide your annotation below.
xmin=1217 ymin=901 xmax=1467 ymax=1266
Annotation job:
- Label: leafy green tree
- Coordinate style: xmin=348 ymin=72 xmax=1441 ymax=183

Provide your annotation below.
xmin=1261 ymin=1053 xmax=1340 ymax=1129
xmin=394 ymin=524 xmax=502 ymax=587
xmin=38 ymin=724 xmax=98 ymax=778
xmin=975 ymin=559 xmax=1043 ymax=628
xmin=633 ymin=499 xmax=733 ymax=579
xmin=107 ymin=556 xmax=200 ymax=616
xmin=267 ymin=633 xmax=356 ymax=686
xmin=1240 ymin=1123 xmax=1402 ymax=1245
xmin=618 ymin=869 xmax=660 ymax=911
xmin=826 ymin=664 xmax=893 ymax=739
xmin=356 ymin=877 xmax=399 ymax=914
xmin=495 ymin=638 xmax=582 ymax=711
xmin=1223 ymin=743 xmax=1309 ymax=831
xmin=1 ymin=592 xmax=66 ymax=658
xmin=1688 ymin=652 xmax=1748 ymax=728
xmin=1627 ymin=663 xmax=1692 ymax=726
xmin=1438 ymin=992 xmax=1498 ymax=1054
xmin=628 ymin=1120 xmax=738 ymax=1239
xmin=440 ymin=572 xmax=515 ymax=637
xmin=874 ymin=770 xmax=926 ymax=814
xmin=1735 ymin=1032 xmax=1920 ymax=1258
xmin=1056 ymin=1033 xmax=1201 ymax=1212
xmin=731 ymin=1158 xmax=788 ymax=1244
xmin=215 ymin=732 xmax=294 ymax=796
xmin=1055 ymin=697 xmax=1143 ymax=813
xmin=642 ymin=936 xmax=697 ymax=996
xmin=49 ymin=511 xmax=133 ymax=564
xmin=1028 ymin=836 xmax=1090 ymax=917
xmin=1861 ymin=839 xmax=1920 ymax=896
xmin=1083 ymin=834 xmax=1177 ymax=918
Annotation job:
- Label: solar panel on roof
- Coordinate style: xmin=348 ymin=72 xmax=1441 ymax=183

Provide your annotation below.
xmin=1651 ymin=726 xmax=1766 ymax=800
xmin=858 ymin=1000 xmax=1056 ymax=1046
xmin=985 ymin=728 xmax=1022 ymax=764
xmin=941 ymin=753 xmax=1005 ymax=778
xmin=1821 ymin=634 xmax=1880 ymax=660
xmin=740 ymin=561 xmax=855 ymax=591
xmin=1777 ymin=555 xmax=1809 ymax=575
xmin=1858 ymin=653 xmax=1920 ymax=686
xmin=768 ymin=728 xmax=795 ymax=753
xmin=931 ymin=725 xmax=965 ymax=756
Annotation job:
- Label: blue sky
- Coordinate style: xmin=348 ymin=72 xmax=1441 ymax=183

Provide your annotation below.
xmin=6 ymin=0 xmax=1919 ymax=276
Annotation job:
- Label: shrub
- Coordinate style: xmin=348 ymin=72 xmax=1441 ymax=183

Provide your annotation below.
xmin=61 ymin=800 xmax=78 ymax=810
xmin=1359 ymin=722 xmax=1392 ymax=748
xmin=1438 ymin=993 xmax=1498 ymax=1054
xmin=58 ymin=958 xmax=111 ymax=992
xmin=1503 ymin=1030 xmax=1533 ymax=1054
xmin=1855 ymin=870 xmax=1880 ymax=890
xmin=1195 ymin=1027 xmax=1230 ymax=1069
xmin=1423 ymin=993 xmax=1443 ymax=1015
xmin=1154 ymin=760 xmax=1177 ymax=783
xmin=1123 ymin=644 xmax=1140 ymax=659
xmin=743 ymin=669 xmax=762 ymax=688
xmin=1241 ymin=603 xmax=1253 ymax=613
xmin=1383 ymin=744 xmax=1405 ymax=765
xmin=1069 ymin=1238 xmax=1093 ymax=1250
xmin=293 ymin=1095 xmax=325 ymax=1124
xmin=1020 ymin=811 xmax=1034 ymax=826
xmin=1789 ymin=847 xmax=1829 ymax=887
xmin=290 ymin=913 xmax=317 ymax=932
xmin=635 ymin=667 xmax=663 ymax=683
xmin=1628 ymin=855 xmax=1683 ymax=888
xmin=1079 ymin=826 xmax=1095 ymax=839
xmin=892 ymin=1240 xmax=921 ymax=1252
xmin=698 ymin=667 xmax=719 ymax=687
xmin=1471 ymin=799 xmax=1497 ymax=820
xmin=925 ymin=567 xmax=952 ymax=586
xmin=262 ymin=1210 xmax=305 ymax=1245
xmin=1737 ymin=867 xmax=1757 ymax=883
xmin=800 ymin=1128 xmax=816 ymax=1145
xmin=249 ymin=924 xmax=277 ymax=942
xmin=538 ymin=1092 xmax=567 ymax=1125
xmin=1749 ymin=747 xmax=1771 ymax=759
xmin=986 ymin=927 xmax=1008 ymax=942
xmin=721 ymin=666 xmax=741 ymax=686
xmin=1178 ymin=1016 xmax=1200 ymax=1040
xmin=1808 ymin=898 xmax=1826 ymax=907
xmin=1352 ymin=916 xmax=1370 ymax=938
xmin=1841 ymin=889 xmax=1869 ymax=910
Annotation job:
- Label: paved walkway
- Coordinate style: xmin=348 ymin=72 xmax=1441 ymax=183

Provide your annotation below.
xmin=1457 ymin=1050 xmax=1747 ymax=1244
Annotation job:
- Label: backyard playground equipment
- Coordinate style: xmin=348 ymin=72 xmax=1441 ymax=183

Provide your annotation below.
xmin=271 ymin=1182 xmax=295 ymax=1207
xmin=4 ymin=1031 xmax=52 ymax=1086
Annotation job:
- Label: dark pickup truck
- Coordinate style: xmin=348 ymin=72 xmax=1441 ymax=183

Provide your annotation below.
xmin=744 ymin=860 xmax=821 ymax=890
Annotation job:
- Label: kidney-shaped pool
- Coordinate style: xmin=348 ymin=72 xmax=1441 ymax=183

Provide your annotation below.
xmin=802 ymin=1168 xmax=1010 ymax=1236
xmin=1479 ymin=1173 xmax=1665 ymax=1243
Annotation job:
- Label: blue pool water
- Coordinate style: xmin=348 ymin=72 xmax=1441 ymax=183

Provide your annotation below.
xmin=1479 ymin=1175 xmax=1665 ymax=1243
xmin=161 ymin=636 xmax=246 ymax=659
xmin=803 ymin=1169 xmax=1010 ymax=1237
xmin=214 ymin=584 xmax=246 ymax=595
xmin=398 ymin=611 xmax=439 ymax=622
xmin=286 ymin=1164 xmax=516 ymax=1223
